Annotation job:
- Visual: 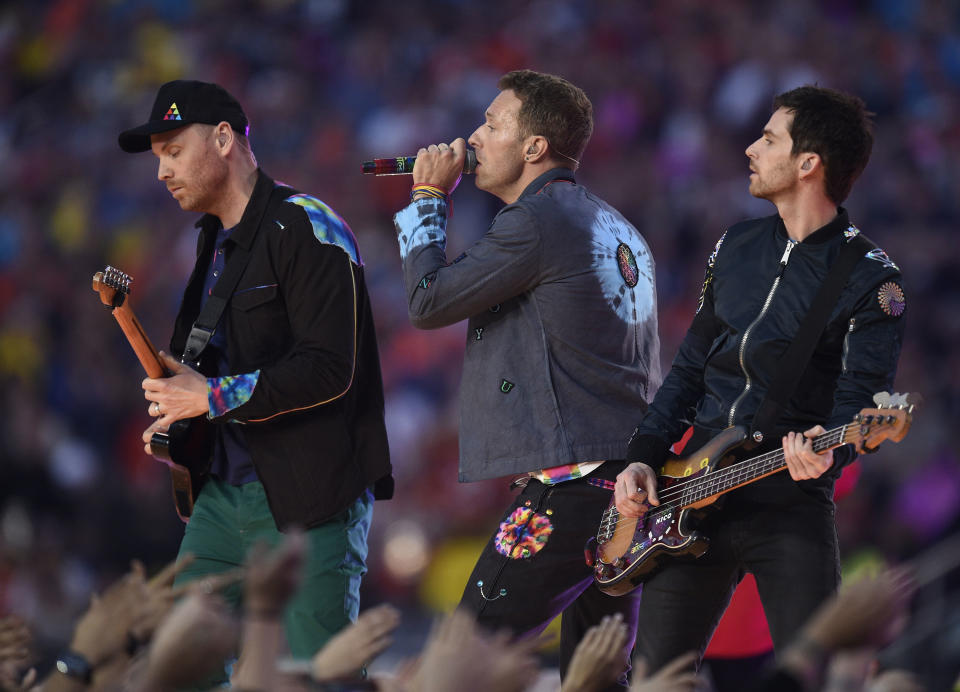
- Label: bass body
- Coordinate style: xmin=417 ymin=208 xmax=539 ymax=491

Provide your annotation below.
xmin=594 ymin=426 xmax=746 ymax=596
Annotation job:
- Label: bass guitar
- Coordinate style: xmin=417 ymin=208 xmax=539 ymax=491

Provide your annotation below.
xmin=592 ymin=391 xmax=919 ymax=595
xmin=93 ymin=266 xmax=212 ymax=522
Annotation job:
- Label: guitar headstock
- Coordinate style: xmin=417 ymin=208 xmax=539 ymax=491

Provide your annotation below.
xmin=850 ymin=391 xmax=922 ymax=450
xmin=92 ymin=266 xmax=131 ymax=308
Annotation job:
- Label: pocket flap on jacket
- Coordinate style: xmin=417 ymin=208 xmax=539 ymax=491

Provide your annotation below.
xmin=231 ymin=284 xmax=279 ymax=310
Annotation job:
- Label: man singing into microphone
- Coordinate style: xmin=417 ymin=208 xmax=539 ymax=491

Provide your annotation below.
xmin=392 ymin=70 xmax=661 ymax=689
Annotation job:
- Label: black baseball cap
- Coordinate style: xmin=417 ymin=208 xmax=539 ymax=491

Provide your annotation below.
xmin=118 ymin=80 xmax=249 ymax=153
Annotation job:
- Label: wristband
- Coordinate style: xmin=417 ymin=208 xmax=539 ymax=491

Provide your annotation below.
xmin=410 ymin=184 xmax=448 ymax=201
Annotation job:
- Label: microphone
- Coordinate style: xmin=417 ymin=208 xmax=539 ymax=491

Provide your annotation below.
xmin=362 ymin=149 xmax=477 ymax=176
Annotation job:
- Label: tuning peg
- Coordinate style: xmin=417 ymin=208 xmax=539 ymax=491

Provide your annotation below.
xmin=905 ymin=393 xmax=924 ymax=412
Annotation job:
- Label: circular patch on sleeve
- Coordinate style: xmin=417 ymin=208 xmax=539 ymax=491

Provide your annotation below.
xmin=494 ymin=507 xmax=554 ymax=559
xmin=877 ymin=282 xmax=905 ymax=316
xmin=616 ymin=243 xmax=639 ymax=287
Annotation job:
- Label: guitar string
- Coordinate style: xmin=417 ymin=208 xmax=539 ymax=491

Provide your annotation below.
xmin=600 ymin=423 xmax=861 ymax=532
xmin=599 ymin=413 xmax=907 ymax=566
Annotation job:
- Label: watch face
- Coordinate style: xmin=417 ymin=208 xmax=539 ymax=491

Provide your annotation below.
xmin=56 ymin=652 xmax=92 ymax=683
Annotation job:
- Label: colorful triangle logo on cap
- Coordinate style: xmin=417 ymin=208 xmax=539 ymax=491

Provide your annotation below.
xmin=164 ymin=102 xmax=182 ymax=121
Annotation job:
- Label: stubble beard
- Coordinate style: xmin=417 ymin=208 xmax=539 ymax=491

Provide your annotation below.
xmin=749 ymin=160 xmax=795 ymax=201
xmin=179 ymin=154 xmax=228 ymax=214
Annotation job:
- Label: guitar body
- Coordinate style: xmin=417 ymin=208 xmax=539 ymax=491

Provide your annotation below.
xmin=594 ymin=426 xmax=749 ymax=595
xmin=150 ymin=417 xmax=214 ymax=521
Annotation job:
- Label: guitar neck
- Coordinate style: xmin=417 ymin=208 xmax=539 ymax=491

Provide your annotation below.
xmin=678 ymin=424 xmax=856 ymax=508
xmin=112 ymin=303 xmax=168 ymax=379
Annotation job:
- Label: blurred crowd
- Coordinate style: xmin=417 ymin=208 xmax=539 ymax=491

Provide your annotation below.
xmin=0 ymin=0 xmax=958 ymax=689
xmin=0 ymin=535 xmax=926 ymax=692
xmin=0 ymin=529 xmax=923 ymax=692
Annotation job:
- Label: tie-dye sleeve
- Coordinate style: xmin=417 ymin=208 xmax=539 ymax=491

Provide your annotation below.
xmin=392 ymin=199 xmax=541 ymax=329
xmin=208 ymin=371 xmax=260 ymax=418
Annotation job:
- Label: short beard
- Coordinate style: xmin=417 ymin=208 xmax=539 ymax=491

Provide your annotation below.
xmin=182 ymin=153 xmax=228 ymax=214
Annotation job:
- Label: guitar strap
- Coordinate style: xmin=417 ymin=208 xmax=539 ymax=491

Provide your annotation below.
xmin=181 ymin=184 xmax=294 ymax=366
xmin=749 ymin=233 xmax=874 ymax=445
xmin=181 ymin=246 xmax=250 ymax=366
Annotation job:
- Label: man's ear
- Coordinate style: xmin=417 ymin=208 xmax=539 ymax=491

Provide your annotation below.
xmin=214 ymin=122 xmax=233 ymax=155
xmin=522 ymin=135 xmax=548 ymax=162
xmin=799 ymin=153 xmax=820 ymax=176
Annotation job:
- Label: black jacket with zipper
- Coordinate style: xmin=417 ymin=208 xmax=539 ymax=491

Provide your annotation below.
xmin=627 ymin=208 xmax=904 ymax=502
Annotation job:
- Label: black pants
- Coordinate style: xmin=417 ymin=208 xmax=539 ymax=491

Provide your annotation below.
xmin=459 ymin=461 xmax=639 ymax=691
xmin=633 ymin=486 xmax=840 ymax=672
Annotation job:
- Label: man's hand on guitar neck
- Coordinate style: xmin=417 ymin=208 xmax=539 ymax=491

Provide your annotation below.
xmin=614 ymin=463 xmax=660 ymax=518
xmin=782 ymin=425 xmax=834 ymax=481
xmin=141 ymin=352 xmax=209 ymax=454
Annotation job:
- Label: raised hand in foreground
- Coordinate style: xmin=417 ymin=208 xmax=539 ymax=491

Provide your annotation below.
xmin=630 ymin=652 xmax=701 ymax=692
xmin=232 ymin=530 xmax=308 ymax=691
xmin=562 ymin=612 xmax=630 ymax=692
xmin=311 ymin=604 xmax=401 ymax=681
xmin=0 ymin=617 xmax=35 ymax=692
xmin=137 ymin=590 xmax=237 ymax=691
xmin=774 ymin=568 xmax=915 ymax=692
xmin=413 ymin=609 xmax=540 ymax=692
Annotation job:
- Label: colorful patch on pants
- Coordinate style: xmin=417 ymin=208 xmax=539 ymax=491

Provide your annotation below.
xmin=495 ymin=507 xmax=554 ymax=559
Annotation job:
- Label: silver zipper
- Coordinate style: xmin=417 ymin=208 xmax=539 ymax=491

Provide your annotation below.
xmin=727 ymin=241 xmax=796 ymax=427
xmin=841 ymin=318 xmax=856 ymax=373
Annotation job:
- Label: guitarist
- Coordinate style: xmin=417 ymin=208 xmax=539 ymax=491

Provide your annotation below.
xmin=615 ymin=86 xmax=906 ymax=671
xmin=117 ymin=81 xmax=393 ymax=675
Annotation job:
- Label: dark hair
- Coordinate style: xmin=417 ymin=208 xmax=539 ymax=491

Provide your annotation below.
xmin=773 ymin=85 xmax=874 ymax=204
xmin=497 ymin=70 xmax=593 ymax=166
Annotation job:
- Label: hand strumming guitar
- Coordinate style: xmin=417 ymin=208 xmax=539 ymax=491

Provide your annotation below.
xmin=614 ymin=463 xmax=661 ymax=518
xmin=141 ymin=351 xmax=208 ymax=454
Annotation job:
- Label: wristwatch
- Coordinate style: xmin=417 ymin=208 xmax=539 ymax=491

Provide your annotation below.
xmin=55 ymin=651 xmax=93 ymax=684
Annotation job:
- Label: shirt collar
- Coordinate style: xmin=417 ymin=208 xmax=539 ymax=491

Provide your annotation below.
xmin=516 ymin=167 xmax=577 ymax=201
xmin=776 ymin=207 xmax=850 ymax=245
xmin=196 ymin=168 xmax=274 ymax=251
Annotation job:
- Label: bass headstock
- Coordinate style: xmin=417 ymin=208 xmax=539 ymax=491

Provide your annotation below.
xmin=850 ymin=391 xmax=922 ymax=450
xmin=92 ymin=266 xmax=132 ymax=308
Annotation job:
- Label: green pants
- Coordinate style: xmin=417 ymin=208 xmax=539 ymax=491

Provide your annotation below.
xmin=172 ymin=478 xmax=373 ymax=661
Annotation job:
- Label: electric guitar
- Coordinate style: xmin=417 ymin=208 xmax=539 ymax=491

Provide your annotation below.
xmin=93 ymin=266 xmax=212 ymax=522
xmin=592 ymin=392 xmax=920 ymax=595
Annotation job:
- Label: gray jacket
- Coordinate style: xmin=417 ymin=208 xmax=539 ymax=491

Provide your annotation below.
xmin=394 ymin=168 xmax=661 ymax=481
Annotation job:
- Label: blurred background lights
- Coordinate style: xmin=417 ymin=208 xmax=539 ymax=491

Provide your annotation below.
xmin=382 ymin=519 xmax=429 ymax=583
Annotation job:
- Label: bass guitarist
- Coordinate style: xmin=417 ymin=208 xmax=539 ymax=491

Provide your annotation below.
xmin=117 ymin=80 xmax=393 ymax=679
xmin=615 ymin=86 xmax=906 ymax=670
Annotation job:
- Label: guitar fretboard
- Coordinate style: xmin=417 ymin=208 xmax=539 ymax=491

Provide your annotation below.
xmin=673 ymin=424 xmax=855 ymax=506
